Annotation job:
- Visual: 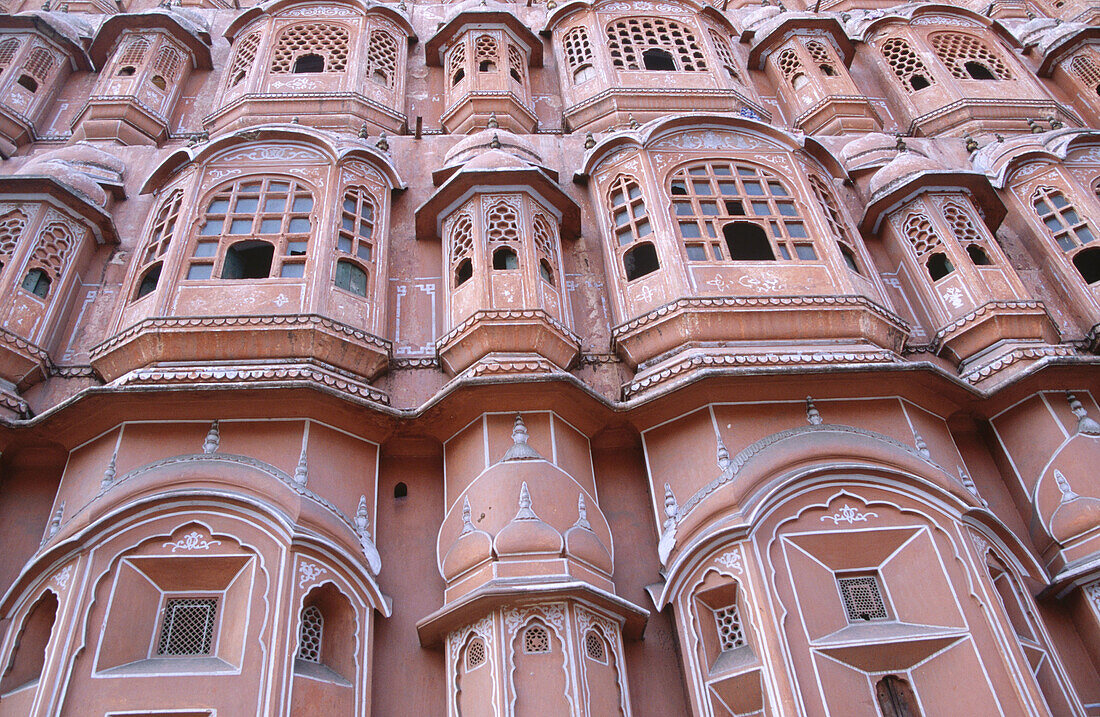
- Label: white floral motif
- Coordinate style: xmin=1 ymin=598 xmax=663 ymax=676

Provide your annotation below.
xmin=637 ymin=285 xmax=656 ymax=304
xmin=821 ymin=504 xmax=878 ymax=525
xmin=652 ymin=130 xmax=767 ymax=152
xmin=298 ymin=560 xmax=326 ymax=589
xmin=942 ymin=287 xmax=964 ymax=309
xmin=706 ymin=274 xmax=731 ymax=292
xmin=971 ymin=532 xmax=990 ymax=556
xmin=273 ymin=294 xmax=289 ymax=307
xmin=1084 ymin=581 xmax=1100 ymax=613
xmin=715 ymin=550 xmax=743 ymax=574
xmin=739 ymin=272 xmax=782 ymax=292
xmin=53 ymin=565 xmax=72 ymax=590
xmin=163 ymin=531 xmax=222 ymax=553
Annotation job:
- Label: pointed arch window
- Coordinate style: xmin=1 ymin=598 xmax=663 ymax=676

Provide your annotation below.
xmin=448 ymin=212 xmax=475 ymax=287
xmin=297 ymin=605 xmax=324 ymax=663
xmin=904 ymin=212 xmax=953 ymax=281
xmin=486 ymin=198 xmax=520 ymax=271
xmin=18 ymin=47 xmax=57 ymax=93
xmin=151 ymin=44 xmax=183 ymax=89
xmin=881 ymin=37 xmax=934 ymax=92
xmin=1033 ymin=185 xmax=1100 ymax=284
xmin=776 ymin=48 xmax=808 ymax=90
xmin=270 ymin=23 xmax=350 ymax=74
xmin=507 ymin=44 xmax=524 ymax=83
xmin=0 ymin=37 xmax=20 ymax=71
xmin=116 ymin=37 xmax=149 ymax=76
xmin=584 ymin=630 xmax=608 ymax=663
xmin=448 ymin=41 xmax=466 ymax=86
xmin=930 ymin=32 xmax=1012 ymax=81
xmin=1069 ymin=53 xmax=1100 ymax=97
xmin=132 ymin=188 xmax=183 ymax=301
xmin=188 ymin=178 xmax=313 ymax=281
xmin=943 ymin=202 xmax=993 ymax=266
xmin=608 ymin=175 xmax=658 ymax=281
xmin=805 ymin=39 xmax=838 ymax=77
xmin=228 ymin=31 xmax=261 ymax=87
xmin=366 ymin=29 xmax=397 ymax=87
xmin=0 ymin=210 xmax=26 ymax=273
xmin=475 ymin=34 xmax=498 ymax=73
xmin=606 ymin=17 xmax=707 ymax=72
xmin=709 ymin=29 xmax=741 ymax=81
xmin=564 ymin=26 xmax=595 ymax=84
xmin=670 ymin=161 xmax=812 ymax=262
xmin=808 ymin=174 xmax=861 ymax=274
xmin=465 ymin=637 xmax=487 ymax=670
xmin=0 ymin=592 xmax=57 ymax=693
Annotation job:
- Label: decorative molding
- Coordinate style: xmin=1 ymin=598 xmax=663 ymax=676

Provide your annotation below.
xmin=958 ymin=345 xmax=1076 ymax=384
xmin=52 ymin=565 xmax=72 ymax=590
xmin=437 ymin=309 xmax=580 ymax=350
xmin=298 ymin=560 xmax=326 ymax=589
xmin=163 ymin=530 xmax=222 ymax=553
xmin=820 ymin=503 xmax=878 ymax=526
xmin=931 ymin=300 xmax=1046 ymax=346
xmin=715 ymin=549 xmax=743 ymax=574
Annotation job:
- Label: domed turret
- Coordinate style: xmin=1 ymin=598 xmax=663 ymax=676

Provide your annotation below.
xmin=493 ymin=481 xmax=564 ymax=559
xmin=441 ymin=497 xmax=494 ymax=580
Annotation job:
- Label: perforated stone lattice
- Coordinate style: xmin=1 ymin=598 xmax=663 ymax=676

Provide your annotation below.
xmin=930 ymin=32 xmax=1011 ymax=81
xmin=0 ymin=38 xmax=20 ymax=70
xmin=881 ymin=37 xmax=934 ymax=92
xmin=152 ymin=44 xmax=184 ymax=83
xmin=32 ymin=223 xmax=73 ymax=279
xmin=297 ymin=605 xmax=323 ymax=663
xmin=25 ymin=47 xmax=57 ymax=81
xmin=485 ymin=200 xmax=520 ymax=244
xmin=157 ymin=597 xmax=218 ymax=656
xmin=270 ymin=23 xmax=350 ymax=74
xmin=229 ymin=32 xmax=261 ymax=87
xmin=584 ymin=630 xmax=607 ymax=662
xmin=776 ymin=48 xmax=804 ymax=81
xmin=523 ymin=625 xmax=550 ymax=653
xmin=466 ymin=638 xmax=486 ymax=669
xmin=837 ymin=576 xmax=888 ymax=621
xmin=709 ymin=29 xmax=740 ymax=81
xmin=1070 ymin=54 xmax=1100 ymax=91
xmin=904 ymin=214 xmax=942 ymax=256
xmin=366 ymin=30 xmax=397 ymax=88
xmin=117 ymin=38 xmax=149 ymax=69
xmin=0 ymin=211 xmax=26 ymax=261
xmin=606 ymin=18 xmax=708 ymax=72
xmin=564 ymin=27 xmax=593 ymax=73
xmin=713 ymin=604 xmax=746 ymax=651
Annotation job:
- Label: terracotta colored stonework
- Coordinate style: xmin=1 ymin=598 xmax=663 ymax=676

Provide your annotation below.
xmin=2 ymin=0 xmax=1100 ymax=715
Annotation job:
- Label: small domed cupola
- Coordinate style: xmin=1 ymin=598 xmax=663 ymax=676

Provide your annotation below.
xmin=493 ymin=481 xmax=564 ymax=560
xmin=563 ymin=494 xmax=613 ymax=574
xmin=441 ymin=496 xmax=494 ymax=581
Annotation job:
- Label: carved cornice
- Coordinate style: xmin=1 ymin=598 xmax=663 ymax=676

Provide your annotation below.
xmin=564 ymin=87 xmax=769 ymax=121
xmin=436 ymin=309 xmax=581 ymax=350
xmin=77 ymin=96 xmax=169 ymax=124
xmin=112 ymin=361 xmax=390 ymax=404
xmin=51 ymin=365 xmax=100 ymax=380
xmin=441 ymin=91 xmax=538 ymax=123
xmin=930 ymin=300 xmax=1047 ymax=350
xmin=91 ymin=314 xmax=391 ymax=360
xmin=392 ymin=357 xmax=441 ymax=370
xmin=624 ymin=349 xmax=898 ymax=397
xmin=612 ymin=294 xmax=909 ymax=340
xmin=464 ymin=356 xmax=558 ymax=376
xmin=906 ymin=98 xmax=1075 ymax=136
xmin=0 ymin=325 xmax=51 ymax=365
xmin=959 ymin=344 xmax=1077 ymax=384
xmin=580 ymin=353 xmax=622 ymax=365
xmin=204 ymin=92 xmax=407 ymax=127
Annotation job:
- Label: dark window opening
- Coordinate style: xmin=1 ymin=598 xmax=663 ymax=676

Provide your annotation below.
xmin=1074 ymin=246 xmax=1100 ymax=284
xmin=455 ymin=258 xmax=473 ymax=286
xmin=670 ymin=182 xmax=687 ymax=196
xmin=839 ymin=244 xmax=861 ymax=274
xmin=725 ymin=200 xmax=745 ymax=216
xmin=539 ymin=259 xmax=554 ymax=285
xmin=909 ymin=74 xmax=930 ymax=91
xmin=791 ymin=73 xmax=809 ymax=90
xmin=232 ymin=70 xmax=246 ymax=85
xmin=335 ymin=259 xmax=367 ymax=296
xmin=642 ymin=48 xmax=676 ymax=71
xmin=394 ymin=482 xmax=408 ymax=499
xmin=1094 ymin=83 xmax=1100 ymax=97
xmin=371 ymin=70 xmax=387 ymax=85
xmin=478 ymin=60 xmax=496 ymax=72
xmin=876 ymin=675 xmax=922 ymax=717
xmin=452 ymin=68 xmax=465 ymax=85
xmin=21 ymin=269 xmax=50 ymax=298
xmin=292 ymin=54 xmax=324 ymax=74
xmin=623 ymin=242 xmax=659 ymax=281
xmin=118 ymin=66 xmax=137 ymax=77
xmin=17 ymin=75 xmax=38 ymax=92
xmin=966 ymin=244 xmax=992 ymax=266
xmin=151 ymin=74 xmax=167 ymax=90
xmin=820 ymin=64 xmax=837 ymax=77
xmin=135 ymin=264 xmax=161 ymax=300
xmin=492 ymin=247 xmax=518 ymax=270
xmin=510 ymin=68 xmax=522 ymax=82
xmin=724 ymin=222 xmax=775 ymax=261
xmin=964 ymin=61 xmax=995 ymax=80
xmin=927 ymin=252 xmax=954 ymax=281
xmin=222 ymin=240 xmax=274 ymax=279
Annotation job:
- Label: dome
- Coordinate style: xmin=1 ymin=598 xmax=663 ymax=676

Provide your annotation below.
xmin=440 ymin=497 xmax=494 ymax=580
xmin=493 ymin=482 xmax=563 ymax=559
xmin=1049 ymin=494 xmax=1100 ymax=546
xmin=443 ymin=128 xmax=543 ymax=167
xmin=443 ymin=0 xmax=515 ymax=23
xmin=16 ymin=143 xmax=128 ymax=208
xmin=563 ymin=496 xmax=612 ymax=574
xmin=867 ymin=149 xmax=939 ymax=197
xmin=741 ymin=4 xmax=782 ymax=31
xmin=840 ymin=132 xmax=898 ymax=167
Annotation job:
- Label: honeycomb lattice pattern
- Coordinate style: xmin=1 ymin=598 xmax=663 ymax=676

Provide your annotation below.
xmin=449 ymin=213 xmax=474 ymax=276
xmin=475 ymin=34 xmax=497 ymax=65
xmin=366 ymin=29 xmax=397 ymax=87
xmin=881 ymin=37 xmax=934 ymax=92
xmin=297 ymin=605 xmax=323 ymax=663
xmin=606 ymin=17 xmax=708 ymax=72
xmin=117 ymin=38 xmax=149 ymax=68
xmin=584 ymin=630 xmax=607 ymax=662
xmin=0 ymin=38 xmax=20 ymax=69
xmin=0 ymin=211 xmax=26 ymax=264
xmin=448 ymin=41 xmax=466 ymax=85
xmin=270 ymin=23 xmax=350 ymax=74
xmin=709 ymin=29 xmax=740 ymax=80
xmin=943 ymin=202 xmax=982 ymax=244
xmin=229 ymin=31 xmax=261 ymax=87
xmin=776 ymin=48 xmax=804 ymax=81
xmin=523 ymin=625 xmax=550 ymax=654
xmin=25 ymin=47 xmax=56 ymax=81
xmin=31 ymin=223 xmax=72 ymax=278
xmin=904 ymin=213 xmax=942 ymax=256
xmin=564 ymin=26 xmax=593 ymax=71
xmin=837 ymin=575 xmax=888 ymax=621
xmin=485 ymin=199 xmax=520 ymax=244
xmin=152 ymin=44 xmax=183 ymax=83
xmin=142 ymin=189 xmax=183 ymax=267
xmin=930 ymin=32 xmax=1011 ymax=81
xmin=466 ymin=638 xmax=486 ymax=669
xmin=1070 ymin=53 xmax=1100 ymax=92
xmin=532 ymin=213 xmax=556 ymax=262
xmin=806 ymin=40 xmax=836 ymax=74
xmin=508 ymin=44 xmax=524 ymax=82
xmin=157 ymin=597 xmax=218 ymax=655
xmin=714 ymin=604 xmax=746 ymax=651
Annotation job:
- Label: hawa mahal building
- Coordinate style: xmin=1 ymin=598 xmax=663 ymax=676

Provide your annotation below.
xmin=2 ymin=0 xmax=1100 ymax=711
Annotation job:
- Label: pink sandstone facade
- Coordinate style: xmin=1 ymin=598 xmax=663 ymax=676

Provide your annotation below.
xmin=1 ymin=0 xmax=1100 ymax=713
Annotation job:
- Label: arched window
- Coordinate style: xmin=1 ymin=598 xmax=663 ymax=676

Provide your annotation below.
xmin=270 ymin=24 xmax=350 ymax=74
xmin=608 ymin=175 xmax=658 ymax=280
xmin=606 ymin=18 xmax=708 ymax=72
xmin=508 ymin=45 xmax=524 ymax=83
xmin=338 ymin=187 xmax=375 ymax=263
xmin=297 ymin=605 xmax=324 ymax=662
xmin=1069 ymin=53 xmax=1100 ymax=97
xmin=943 ymin=202 xmax=994 ymax=266
xmin=449 ymin=213 xmax=474 ymax=287
xmin=0 ymin=210 xmax=26 ymax=272
xmin=0 ymin=592 xmax=57 ymax=693
xmin=475 ymin=34 xmax=497 ymax=73
xmin=564 ymin=26 xmax=595 ymax=84
xmin=0 ymin=37 xmax=21 ymax=71
xmin=18 ymin=47 xmax=57 ymax=93
xmin=808 ymin=175 xmax=861 ymax=275
xmin=930 ymin=32 xmax=1012 ymax=81
xmin=366 ymin=29 xmax=397 ymax=87
xmin=805 ymin=40 xmax=838 ymax=77
xmin=532 ymin=213 xmax=557 ymax=285
xmin=670 ymin=161 xmax=812 ymax=262
xmin=881 ymin=37 xmax=934 ymax=92
xmin=151 ymin=44 xmax=183 ymax=89
xmin=1033 ymin=185 xmax=1100 ymax=284
xmin=709 ymin=29 xmax=740 ymax=81
xmin=876 ymin=675 xmax=921 ymax=717
xmin=228 ymin=31 xmax=261 ymax=87
xmin=188 ymin=178 xmax=313 ymax=281
xmin=584 ymin=630 xmax=607 ymax=663
xmin=465 ymin=637 xmax=487 ymax=670
xmin=486 ymin=198 xmax=520 ymax=271
xmin=116 ymin=37 xmax=149 ymax=75
xmin=24 ymin=222 xmax=72 ymax=296
xmin=132 ymin=189 xmax=183 ymax=301
xmin=777 ymin=48 xmax=807 ymax=90
xmin=522 ymin=624 xmax=550 ymax=654
xmin=904 ymin=213 xmax=953 ymax=281
xmin=448 ymin=42 xmax=466 ymax=86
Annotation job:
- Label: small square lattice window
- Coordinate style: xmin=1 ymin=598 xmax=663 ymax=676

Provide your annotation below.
xmin=713 ymin=605 xmax=745 ymax=651
xmin=523 ymin=625 xmax=550 ymax=653
xmin=837 ymin=575 xmax=888 ymax=622
xmin=157 ymin=597 xmax=218 ymax=656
